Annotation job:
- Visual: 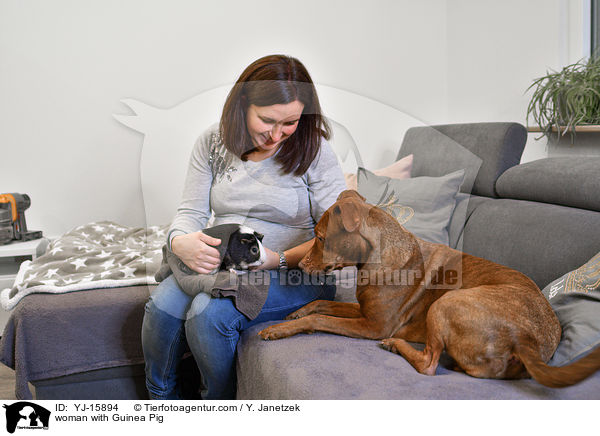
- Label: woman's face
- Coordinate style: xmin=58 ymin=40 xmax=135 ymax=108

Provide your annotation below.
xmin=245 ymin=100 xmax=305 ymax=155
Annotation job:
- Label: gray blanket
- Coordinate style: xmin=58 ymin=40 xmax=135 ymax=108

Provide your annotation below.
xmin=1 ymin=221 xmax=167 ymax=310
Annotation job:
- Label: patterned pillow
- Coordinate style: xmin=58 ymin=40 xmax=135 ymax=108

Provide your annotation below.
xmin=542 ymin=251 xmax=600 ymax=366
xmin=357 ymin=168 xmax=465 ymax=245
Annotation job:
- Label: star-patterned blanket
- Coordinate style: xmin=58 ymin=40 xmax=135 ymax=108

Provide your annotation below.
xmin=0 ymin=221 xmax=168 ymax=310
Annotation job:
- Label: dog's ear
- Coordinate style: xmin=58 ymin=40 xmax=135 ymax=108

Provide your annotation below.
xmin=336 ymin=189 xmax=365 ymax=202
xmin=334 ymin=201 xmax=362 ymax=233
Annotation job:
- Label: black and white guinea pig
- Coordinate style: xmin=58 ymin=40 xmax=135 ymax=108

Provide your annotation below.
xmin=221 ymin=225 xmax=267 ymax=271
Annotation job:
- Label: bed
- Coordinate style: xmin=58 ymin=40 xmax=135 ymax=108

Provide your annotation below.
xmin=0 ymin=222 xmax=166 ymax=399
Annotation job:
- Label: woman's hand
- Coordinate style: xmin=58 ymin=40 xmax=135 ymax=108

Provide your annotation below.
xmin=171 ymin=232 xmax=222 ymax=274
xmin=250 ymin=246 xmax=280 ymax=270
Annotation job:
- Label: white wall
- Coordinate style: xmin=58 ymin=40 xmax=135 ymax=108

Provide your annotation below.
xmin=0 ymin=0 xmax=588 ymax=237
xmin=446 ymin=0 xmax=588 ymax=163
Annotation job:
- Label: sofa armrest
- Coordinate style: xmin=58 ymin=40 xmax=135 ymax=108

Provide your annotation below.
xmin=496 ymin=157 xmax=600 ymax=212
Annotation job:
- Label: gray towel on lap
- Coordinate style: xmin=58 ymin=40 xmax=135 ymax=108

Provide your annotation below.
xmin=155 ymin=244 xmax=270 ymax=320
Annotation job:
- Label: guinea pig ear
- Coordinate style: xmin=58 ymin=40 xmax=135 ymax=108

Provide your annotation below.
xmin=240 ymin=238 xmax=251 ymax=244
xmin=254 ymin=232 xmax=264 ymax=241
xmin=334 ymin=201 xmax=361 ymax=233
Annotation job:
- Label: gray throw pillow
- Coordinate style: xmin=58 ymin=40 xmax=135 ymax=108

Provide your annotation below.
xmin=356 ymin=168 xmax=465 ymax=245
xmin=541 ymin=251 xmax=600 ymax=367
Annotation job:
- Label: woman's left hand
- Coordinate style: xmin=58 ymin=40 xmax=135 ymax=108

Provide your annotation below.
xmin=250 ymin=246 xmax=280 ymax=270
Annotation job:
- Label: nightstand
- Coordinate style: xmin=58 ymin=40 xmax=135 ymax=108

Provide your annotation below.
xmin=0 ymin=238 xmax=50 ymax=330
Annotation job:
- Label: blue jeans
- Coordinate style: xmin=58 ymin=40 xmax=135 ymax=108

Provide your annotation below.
xmin=141 ymin=269 xmax=336 ymax=400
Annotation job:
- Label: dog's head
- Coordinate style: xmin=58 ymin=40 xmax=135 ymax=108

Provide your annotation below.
xmin=221 ymin=225 xmax=267 ymax=271
xmin=299 ymin=190 xmax=374 ymax=274
xmin=299 ymin=190 xmax=416 ymax=274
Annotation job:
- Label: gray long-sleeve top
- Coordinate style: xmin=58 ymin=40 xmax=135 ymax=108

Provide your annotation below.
xmin=168 ymin=125 xmax=347 ymax=252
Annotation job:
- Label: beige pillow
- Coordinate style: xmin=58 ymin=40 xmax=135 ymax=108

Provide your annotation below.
xmin=344 ymin=154 xmax=413 ymax=190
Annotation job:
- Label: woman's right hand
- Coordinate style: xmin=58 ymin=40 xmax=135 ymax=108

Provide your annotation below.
xmin=171 ymin=232 xmax=222 ymax=274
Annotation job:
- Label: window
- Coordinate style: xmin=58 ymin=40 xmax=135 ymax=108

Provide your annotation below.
xmin=593 ymin=0 xmax=600 ymax=57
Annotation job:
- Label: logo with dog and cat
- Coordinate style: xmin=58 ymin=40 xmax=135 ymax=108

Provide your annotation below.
xmin=2 ymin=402 xmax=51 ymax=433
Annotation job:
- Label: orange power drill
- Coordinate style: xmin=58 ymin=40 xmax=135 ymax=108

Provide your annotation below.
xmin=0 ymin=193 xmax=43 ymax=245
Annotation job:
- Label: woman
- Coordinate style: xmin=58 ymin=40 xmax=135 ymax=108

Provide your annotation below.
xmin=141 ymin=54 xmax=347 ymax=400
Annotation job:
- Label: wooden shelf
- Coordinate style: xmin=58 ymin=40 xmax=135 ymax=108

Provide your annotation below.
xmin=527 ymin=125 xmax=600 ymax=133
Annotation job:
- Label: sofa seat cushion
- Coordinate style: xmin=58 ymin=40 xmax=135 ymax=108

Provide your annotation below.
xmin=236 ymin=322 xmax=600 ymax=399
xmin=496 ymin=157 xmax=600 ymax=212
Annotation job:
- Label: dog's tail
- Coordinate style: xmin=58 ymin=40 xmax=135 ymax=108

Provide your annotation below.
xmin=516 ymin=344 xmax=600 ymax=388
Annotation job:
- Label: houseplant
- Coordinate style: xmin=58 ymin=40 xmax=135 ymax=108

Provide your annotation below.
xmin=526 ymin=55 xmax=600 ymax=145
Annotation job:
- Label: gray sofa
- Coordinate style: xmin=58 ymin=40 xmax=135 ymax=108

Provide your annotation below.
xmin=2 ymin=122 xmax=599 ymax=400
xmin=236 ymin=122 xmax=600 ymax=400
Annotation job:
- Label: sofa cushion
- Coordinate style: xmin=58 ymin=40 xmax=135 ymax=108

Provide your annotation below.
xmin=397 ymin=122 xmax=526 ymax=198
xmin=462 ymin=199 xmax=600 ymax=289
xmin=344 ymin=154 xmax=413 ymax=190
xmin=496 ymin=157 xmax=600 ymax=212
xmin=237 ymin=321 xmax=600 ymax=399
xmin=447 ymin=194 xmax=490 ymax=250
xmin=357 ymin=168 xmax=465 ymax=245
xmin=541 ymin=251 xmax=600 ymax=367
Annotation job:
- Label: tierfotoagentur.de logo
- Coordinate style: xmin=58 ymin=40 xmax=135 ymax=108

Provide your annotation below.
xmin=3 ymin=402 xmax=51 ymax=433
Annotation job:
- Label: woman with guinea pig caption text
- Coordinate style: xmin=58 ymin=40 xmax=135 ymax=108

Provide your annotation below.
xmin=141 ymin=54 xmax=347 ymax=400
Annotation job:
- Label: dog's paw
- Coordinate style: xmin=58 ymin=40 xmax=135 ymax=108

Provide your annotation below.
xmin=380 ymin=338 xmax=399 ymax=353
xmin=258 ymin=325 xmax=288 ymax=341
xmin=285 ymin=309 xmax=306 ymax=320
xmin=285 ymin=302 xmax=318 ymax=320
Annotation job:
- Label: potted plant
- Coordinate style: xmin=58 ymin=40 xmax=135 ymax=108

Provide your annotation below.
xmin=526 ymin=55 xmax=600 ymax=154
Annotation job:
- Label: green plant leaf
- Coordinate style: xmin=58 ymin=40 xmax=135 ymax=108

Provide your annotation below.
xmin=526 ymin=56 xmax=600 ymax=141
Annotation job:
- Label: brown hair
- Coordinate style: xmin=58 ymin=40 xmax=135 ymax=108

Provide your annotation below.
xmin=220 ymin=55 xmax=331 ymax=176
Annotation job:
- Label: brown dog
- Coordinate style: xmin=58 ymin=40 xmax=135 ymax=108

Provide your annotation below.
xmin=259 ymin=190 xmax=600 ymax=387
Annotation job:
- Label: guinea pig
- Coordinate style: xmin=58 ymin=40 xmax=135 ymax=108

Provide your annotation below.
xmin=220 ymin=225 xmax=267 ymax=272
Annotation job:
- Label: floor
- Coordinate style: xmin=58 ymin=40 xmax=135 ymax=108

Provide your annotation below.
xmin=0 ymin=363 xmax=17 ymax=400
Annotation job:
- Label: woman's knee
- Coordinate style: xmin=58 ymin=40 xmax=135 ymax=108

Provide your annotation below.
xmin=186 ymin=292 xmax=213 ymax=320
xmin=186 ymin=294 xmax=245 ymax=337
xmin=147 ymin=275 xmax=192 ymax=320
